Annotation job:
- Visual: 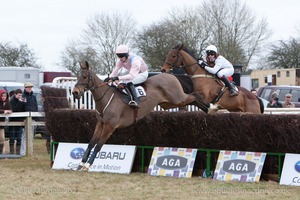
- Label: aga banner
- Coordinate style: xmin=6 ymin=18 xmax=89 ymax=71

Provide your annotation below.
xmin=148 ymin=147 xmax=197 ymax=178
xmin=213 ymin=150 xmax=266 ymax=182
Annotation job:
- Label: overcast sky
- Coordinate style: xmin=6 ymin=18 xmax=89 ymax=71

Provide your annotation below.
xmin=0 ymin=0 xmax=299 ymax=71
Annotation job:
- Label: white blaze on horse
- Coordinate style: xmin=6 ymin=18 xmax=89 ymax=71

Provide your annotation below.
xmin=161 ymin=44 xmax=264 ymax=114
xmin=71 ymin=61 xmax=215 ymax=171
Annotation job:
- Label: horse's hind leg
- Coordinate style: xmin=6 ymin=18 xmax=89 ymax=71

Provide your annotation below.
xmin=190 ymin=92 xmax=210 ymax=113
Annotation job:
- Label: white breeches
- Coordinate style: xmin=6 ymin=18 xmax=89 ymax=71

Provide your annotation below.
xmin=216 ymin=68 xmax=234 ymax=78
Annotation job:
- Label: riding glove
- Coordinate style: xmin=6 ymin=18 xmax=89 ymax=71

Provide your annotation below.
xmin=198 ymin=60 xmax=209 ymax=68
xmin=110 ymin=77 xmax=119 ymax=81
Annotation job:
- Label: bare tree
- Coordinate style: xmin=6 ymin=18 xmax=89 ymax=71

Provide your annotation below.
xmin=0 ymin=41 xmax=39 ymax=67
xmin=200 ymin=0 xmax=272 ymax=71
xmin=59 ymin=39 xmax=99 ymax=76
xmin=60 ymin=11 xmax=137 ymax=75
xmin=134 ymin=7 xmax=210 ymax=70
xmin=267 ymin=37 xmax=300 ymax=69
xmin=134 ymin=22 xmax=179 ymax=70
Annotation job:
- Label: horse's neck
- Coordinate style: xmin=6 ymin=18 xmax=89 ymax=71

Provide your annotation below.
xmin=180 ymin=51 xmax=207 ymax=75
xmin=90 ymin=76 xmax=112 ymax=105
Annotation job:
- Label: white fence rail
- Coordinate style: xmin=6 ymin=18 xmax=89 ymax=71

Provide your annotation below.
xmin=0 ymin=112 xmax=44 ymax=157
xmin=51 ymin=77 xmax=300 ymax=114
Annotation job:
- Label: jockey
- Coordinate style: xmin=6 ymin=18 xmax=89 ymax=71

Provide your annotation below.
xmin=109 ymin=44 xmax=149 ymax=108
xmin=199 ymin=45 xmax=239 ymax=97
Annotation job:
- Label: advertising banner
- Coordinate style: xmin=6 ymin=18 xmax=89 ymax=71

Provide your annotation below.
xmin=148 ymin=147 xmax=197 ymax=178
xmin=52 ymin=143 xmax=136 ymax=174
xmin=213 ymin=150 xmax=266 ymax=182
xmin=280 ymin=153 xmax=300 ymax=186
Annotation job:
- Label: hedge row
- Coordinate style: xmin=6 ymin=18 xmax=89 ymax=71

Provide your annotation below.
xmin=46 ymin=110 xmax=300 ymax=154
xmin=42 ymin=86 xmax=300 ymax=176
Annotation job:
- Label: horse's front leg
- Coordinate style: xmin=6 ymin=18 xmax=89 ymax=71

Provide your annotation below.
xmin=82 ymin=123 xmax=115 ymax=172
xmin=76 ymin=142 xmax=96 ymax=171
xmin=76 ymin=121 xmax=103 ymax=171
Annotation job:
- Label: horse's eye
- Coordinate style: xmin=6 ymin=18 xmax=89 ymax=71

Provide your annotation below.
xmin=172 ymin=55 xmax=177 ymax=59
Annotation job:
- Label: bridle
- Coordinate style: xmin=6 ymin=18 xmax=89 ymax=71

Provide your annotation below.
xmin=164 ymin=49 xmax=198 ymax=75
xmin=74 ymin=70 xmax=110 ymax=101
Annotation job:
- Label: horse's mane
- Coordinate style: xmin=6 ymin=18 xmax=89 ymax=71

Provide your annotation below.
xmin=173 ymin=44 xmax=198 ymax=60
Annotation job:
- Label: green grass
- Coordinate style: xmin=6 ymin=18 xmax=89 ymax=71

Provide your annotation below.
xmin=0 ymin=137 xmax=299 ymax=200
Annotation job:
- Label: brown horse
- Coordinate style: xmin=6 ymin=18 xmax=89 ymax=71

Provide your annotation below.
xmin=161 ymin=44 xmax=263 ymax=113
xmin=72 ymin=61 xmax=215 ymax=171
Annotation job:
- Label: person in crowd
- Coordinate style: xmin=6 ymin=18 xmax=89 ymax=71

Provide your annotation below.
xmin=9 ymin=90 xmax=15 ymax=100
xmin=198 ymin=45 xmax=238 ymax=96
xmin=267 ymin=92 xmax=282 ymax=108
xmin=20 ymin=82 xmax=38 ymax=156
xmin=23 ymin=82 xmax=38 ymax=112
xmin=251 ymin=89 xmax=257 ymax=96
xmin=282 ymin=93 xmax=295 ymax=108
xmin=9 ymin=89 xmax=26 ymax=154
xmin=0 ymin=89 xmax=12 ymax=154
xmin=109 ymin=44 xmax=149 ymax=108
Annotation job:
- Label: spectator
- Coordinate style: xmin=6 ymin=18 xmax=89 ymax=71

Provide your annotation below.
xmin=23 ymin=82 xmax=38 ymax=112
xmin=267 ymin=92 xmax=283 ymax=108
xmin=251 ymin=89 xmax=257 ymax=96
xmin=21 ymin=82 xmax=38 ymax=156
xmin=0 ymin=89 xmax=12 ymax=154
xmin=282 ymin=93 xmax=295 ymax=108
xmin=9 ymin=89 xmax=26 ymax=154
xmin=9 ymin=90 xmax=15 ymax=100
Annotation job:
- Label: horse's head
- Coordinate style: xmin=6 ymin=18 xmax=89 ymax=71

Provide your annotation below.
xmin=72 ymin=61 xmax=94 ymax=99
xmin=161 ymin=44 xmax=184 ymax=73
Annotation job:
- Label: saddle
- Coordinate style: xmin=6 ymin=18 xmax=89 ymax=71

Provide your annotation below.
xmin=173 ymin=74 xmax=194 ymax=94
xmin=109 ymin=83 xmax=146 ymax=106
xmin=212 ymin=77 xmax=239 ymax=104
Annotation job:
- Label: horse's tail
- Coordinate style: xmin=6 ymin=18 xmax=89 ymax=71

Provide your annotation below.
xmin=256 ymin=96 xmax=264 ymax=114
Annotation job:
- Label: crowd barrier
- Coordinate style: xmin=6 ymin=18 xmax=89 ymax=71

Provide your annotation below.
xmin=0 ymin=112 xmax=45 ymax=157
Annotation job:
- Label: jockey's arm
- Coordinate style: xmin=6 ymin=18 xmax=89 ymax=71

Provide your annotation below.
xmin=118 ymin=60 xmax=141 ymax=81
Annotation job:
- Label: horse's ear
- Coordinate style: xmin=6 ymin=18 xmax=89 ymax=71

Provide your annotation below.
xmin=179 ymin=44 xmax=184 ymax=51
xmin=79 ymin=62 xmax=84 ymax=69
xmin=79 ymin=61 xmax=89 ymax=70
xmin=85 ymin=61 xmax=89 ymax=70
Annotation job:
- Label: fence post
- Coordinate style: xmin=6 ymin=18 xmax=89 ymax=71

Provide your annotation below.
xmin=25 ymin=113 xmax=33 ymax=156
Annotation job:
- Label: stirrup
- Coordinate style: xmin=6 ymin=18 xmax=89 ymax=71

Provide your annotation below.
xmin=229 ymin=90 xmax=239 ymax=97
xmin=128 ymin=101 xmax=140 ymax=108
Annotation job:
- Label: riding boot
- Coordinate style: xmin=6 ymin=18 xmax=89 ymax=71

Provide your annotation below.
xmin=220 ymin=76 xmax=239 ymax=97
xmin=127 ymin=82 xmax=139 ymax=108
xmin=0 ymin=128 xmax=4 ymax=154
xmin=10 ymin=143 xmax=15 ymax=154
xmin=0 ymin=143 xmax=3 ymax=154
xmin=16 ymin=145 xmax=21 ymax=155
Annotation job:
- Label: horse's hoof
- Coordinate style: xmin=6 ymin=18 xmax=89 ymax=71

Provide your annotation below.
xmin=82 ymin=166 xmax=89 ymax=172
xmin=82 ymin=163 xmax=91 ymax=172
xmin=208 ymin=103 xmax=219 ymax=113
xmin=76 ymin=162 xmax=85 ymax=171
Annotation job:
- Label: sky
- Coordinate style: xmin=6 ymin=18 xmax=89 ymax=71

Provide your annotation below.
xmin=0 ymin=0 xmax=299 ymax=71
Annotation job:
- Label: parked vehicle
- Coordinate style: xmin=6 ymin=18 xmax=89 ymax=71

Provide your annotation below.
xmin=0 ymin=66 xmax=40 ymax=87
xmin=257 ymin=85 xmax=300 ymax=107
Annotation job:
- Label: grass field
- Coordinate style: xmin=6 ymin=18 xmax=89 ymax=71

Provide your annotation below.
xmin=0 ymin=137 xmax=299 ymax=200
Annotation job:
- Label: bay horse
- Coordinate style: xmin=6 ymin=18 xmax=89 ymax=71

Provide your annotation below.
xmin=161 ymin=44 xmax=263 ymax=113
xmin=72 ymin=61 xmax=215 ymax=171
